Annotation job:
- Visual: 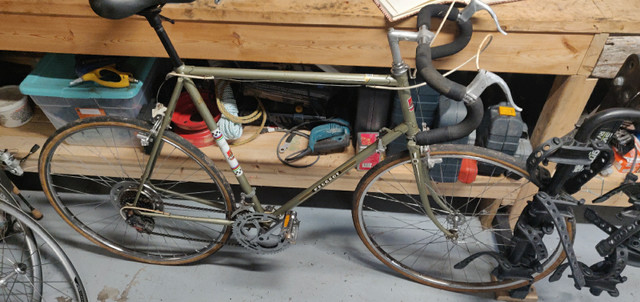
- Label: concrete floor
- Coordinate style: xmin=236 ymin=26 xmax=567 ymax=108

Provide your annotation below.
xmin=19 ymin=190 xmax=640 ymax=302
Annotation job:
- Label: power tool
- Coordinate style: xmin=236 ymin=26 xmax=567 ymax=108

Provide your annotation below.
xmin=308 ymin=120 xmax=351 ymax=154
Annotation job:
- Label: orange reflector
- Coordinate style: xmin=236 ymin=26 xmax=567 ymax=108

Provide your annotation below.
xmin=498 ymin=106 xmax=516 ymax=116
xmin=458 ymin=158 xmax=478 ymax=184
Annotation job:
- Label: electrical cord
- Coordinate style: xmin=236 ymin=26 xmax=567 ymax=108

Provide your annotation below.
xmin=275 ymin=118 xmax=351 ymax=168
xmin=276 ymin=130 xmax=319 ymax=168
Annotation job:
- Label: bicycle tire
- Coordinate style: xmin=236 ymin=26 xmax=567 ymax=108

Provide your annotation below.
xmin=39 ymin=116 xmax=234 ymax=265
xmin=0 ymin=184 xmax=87 ymax=302
xmin=352 ymin=144 xmax=572 ymax=292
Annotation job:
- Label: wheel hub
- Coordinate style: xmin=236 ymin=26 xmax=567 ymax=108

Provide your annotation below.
xmin=446 ymin=213 xmax=466 ymax=230
xmin=110 ymin=181 xmax=163 ymax=233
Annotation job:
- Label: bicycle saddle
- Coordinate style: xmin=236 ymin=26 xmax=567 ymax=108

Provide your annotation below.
xmin=89 ymin=0 xmax=195 ymax=19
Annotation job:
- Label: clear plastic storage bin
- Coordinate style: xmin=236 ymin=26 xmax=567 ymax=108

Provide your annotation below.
xmin=19 ymin=54 xmax=156 ymax=129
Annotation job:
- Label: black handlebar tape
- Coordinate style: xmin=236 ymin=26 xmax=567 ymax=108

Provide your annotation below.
xmin=432 ymin=19 xmax=472 ymax=59
xmin=416 ymin=5 xmax=472 ymax=59
xmin=416 ymin=43 xmax=467 ymax=101
xmin=417 ymin=4 xmax=459 ymax=30
xmin=415 ymin=98 xmax=484 ymax=146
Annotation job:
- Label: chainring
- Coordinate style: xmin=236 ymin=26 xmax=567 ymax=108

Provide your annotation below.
xmin=232 ymin=212 xmax=290 ymax=254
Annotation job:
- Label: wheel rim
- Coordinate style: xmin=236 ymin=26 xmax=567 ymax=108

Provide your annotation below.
xmin=355 ymin=149 xmax=568 ymax=292
xmin=41 ymin=120 xmax=232 ymax=264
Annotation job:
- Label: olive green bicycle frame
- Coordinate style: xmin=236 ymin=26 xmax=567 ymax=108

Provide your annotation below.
xmin=134 ymin=29 xmax=456 ymax=237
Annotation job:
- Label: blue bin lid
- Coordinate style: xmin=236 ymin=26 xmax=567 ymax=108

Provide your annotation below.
xmin=19 ymin=53 xmax=155 ymax=99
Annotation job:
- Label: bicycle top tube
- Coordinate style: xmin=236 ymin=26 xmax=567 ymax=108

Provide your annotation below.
xmin=179 ymin=65 xmax=399 ymax=87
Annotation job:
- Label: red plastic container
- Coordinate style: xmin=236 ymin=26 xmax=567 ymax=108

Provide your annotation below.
xmin=172 ymin=90 xmax=221 ymax=131
xmin=173 ymin=127 xmax=214 ymax=148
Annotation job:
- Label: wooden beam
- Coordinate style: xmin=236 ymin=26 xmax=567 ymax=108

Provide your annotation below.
xmin=592 ymin=36 xmax=640 ymax=78
xmin=530 ymin=75 xmax=598 ymax=147
xmin=0 ymin=13 xmax=594 ymax=73
xmin=2 ymin=0 xmax=640 ymax=34
xmin=578 ymin=33 xmax=609 ymax=76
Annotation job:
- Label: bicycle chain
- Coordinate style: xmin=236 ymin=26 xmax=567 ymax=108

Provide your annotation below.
xmin=160 ymin=201 xmax=227 ymax=213
xmin=132 ymin=200 xmax=243 ymax=246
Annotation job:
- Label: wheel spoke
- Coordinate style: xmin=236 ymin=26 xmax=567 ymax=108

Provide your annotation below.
xmin=41 ymin=118 xmax=232 ymax=264
xmin=354 ymin=146 xmax=569 ymax=292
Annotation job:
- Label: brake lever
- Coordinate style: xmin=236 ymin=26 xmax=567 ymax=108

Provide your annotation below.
xmin=459 ymin=0 xmax=507 ymax=35
xmin=464 ymin=69 xmax=522 ymax=112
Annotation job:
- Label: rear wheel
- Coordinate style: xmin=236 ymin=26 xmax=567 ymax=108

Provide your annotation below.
xmin=352 ymin=144 xmax=572 ymax=292
xmin=39 ymin=117 xmax=234 ymax=264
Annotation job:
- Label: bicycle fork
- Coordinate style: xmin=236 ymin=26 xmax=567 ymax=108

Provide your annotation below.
xmin=390 ymin=34 xmax=457 ymax=239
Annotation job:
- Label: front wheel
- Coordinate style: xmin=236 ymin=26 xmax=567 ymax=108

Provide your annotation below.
xmin=39 ymin=117 xmax=234 ymax=265
xmin=352 ymin=144 xmax=571 ymax=292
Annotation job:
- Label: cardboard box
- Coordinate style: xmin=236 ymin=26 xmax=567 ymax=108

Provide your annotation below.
xmin=357 ymin=132 xmax=382 ymax=171
xmin=613 ymin=135 xmax=640 ymax=173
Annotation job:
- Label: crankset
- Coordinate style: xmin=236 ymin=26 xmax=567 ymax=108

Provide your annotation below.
xmin=232 ymin=211 xmax=300 ymax=254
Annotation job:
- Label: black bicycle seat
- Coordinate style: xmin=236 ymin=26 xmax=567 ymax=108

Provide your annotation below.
xmin=89 ymin=0 xmax=195 ymax=19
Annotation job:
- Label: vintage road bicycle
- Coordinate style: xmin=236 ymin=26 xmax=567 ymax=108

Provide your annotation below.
xmin=37 ymin=0 xmax=640 ymax=297
xmin=1 ymin=148 xmax=87 ymax=302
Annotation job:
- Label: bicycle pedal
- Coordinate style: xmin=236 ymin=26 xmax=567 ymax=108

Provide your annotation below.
xmin=282 ymin=211 xmax=300 ymax=244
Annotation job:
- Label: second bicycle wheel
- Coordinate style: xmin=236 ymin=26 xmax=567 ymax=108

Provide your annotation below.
xmin=39 ymin=117 xmax=234 ymax=264
xmin=353 ymin=144 xmax=570 ymax=292
xmin=0 ymin=183 xmax=87 ymax=302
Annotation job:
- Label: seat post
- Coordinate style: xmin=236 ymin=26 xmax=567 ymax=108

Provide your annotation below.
xmin=139 ymin=7 xmax=183 ymax=68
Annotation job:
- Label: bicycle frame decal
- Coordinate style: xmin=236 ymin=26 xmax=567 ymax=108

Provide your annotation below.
xmin=213 ymin=129 xmax=243 ymax=176
xmin=407 ymin=97 xmax=414 ymax=112
xmin=312 ymin=171 xmax=341 ymax=192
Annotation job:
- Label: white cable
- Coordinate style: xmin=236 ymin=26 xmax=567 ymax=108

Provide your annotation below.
xmin=443 ymin=34 xmax=493 ymax=77
xmin=166 ymin=72 xmax=215 ymax=80
xmin=367 ymin=82 xmax=427 ymax=91
xmin=430 ymin=1 xmax=458 ymax=47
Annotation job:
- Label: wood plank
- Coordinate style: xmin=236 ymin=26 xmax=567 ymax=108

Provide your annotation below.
xmin=592 ymin=36 xmax=640 ymax=78
xmin=575 ymin=171 xmax=632 ymax=207
xmin=508 ymin=182 xmax=537 ymax=228
xmin=495 ymin=285 xmax=538 ymax=302
xmin=2 ymin=0 xmax=640 ymax=34
xmin=4 ymin=110 xmax=634 ymax=205
xmin=3 ymin=111 xmax=527 ymax=198
xmin=33 ymin=128 xmax=527 ymax=199
xmin=0 ymin=13 xmax=594 ymax=73
xmin=530 ymin=75 xmax=598 ymax=147
xmin=578 ymin=33 xmax=609 ymax=76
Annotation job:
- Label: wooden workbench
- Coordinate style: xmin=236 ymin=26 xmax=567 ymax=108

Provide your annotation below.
xmin=0 ymin=0 xmax=638 ymax=206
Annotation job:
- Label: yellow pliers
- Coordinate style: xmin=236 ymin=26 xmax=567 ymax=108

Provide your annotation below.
xmin=69 ymin=65 xmax=138 ymax=88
